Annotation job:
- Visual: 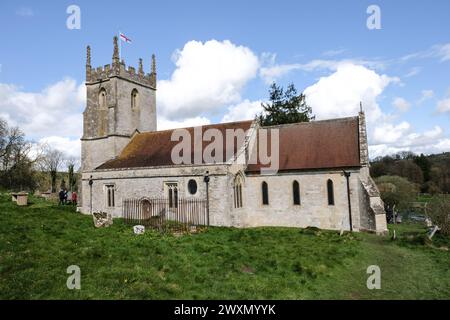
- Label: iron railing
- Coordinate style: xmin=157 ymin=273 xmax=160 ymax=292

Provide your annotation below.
xmin=122 ymin=197 xmax=208 ymax=233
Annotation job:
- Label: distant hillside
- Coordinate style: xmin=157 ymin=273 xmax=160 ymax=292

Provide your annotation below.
xmin=370 ymin=152 xmax=450 ymax=194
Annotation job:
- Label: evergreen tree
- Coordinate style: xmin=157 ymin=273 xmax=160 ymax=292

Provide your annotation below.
xmin=414 ymin=153 xmax=431 ymax=182
xmin=258 ymin=82 xmax=314 ymax=126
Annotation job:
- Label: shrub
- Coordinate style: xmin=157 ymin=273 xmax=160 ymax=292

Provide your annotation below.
xmin=375 ymin=175 xmax=419 ymax=211
xmin=427 ymin=195 xmax=450 ymax=236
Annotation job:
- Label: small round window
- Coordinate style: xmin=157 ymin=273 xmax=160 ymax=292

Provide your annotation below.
xmin=188 ymin=179 xmax=197 ymax=195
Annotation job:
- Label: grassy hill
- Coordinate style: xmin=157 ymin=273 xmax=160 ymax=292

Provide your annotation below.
xmin=0 ymin=194 xmax=448 ymax=299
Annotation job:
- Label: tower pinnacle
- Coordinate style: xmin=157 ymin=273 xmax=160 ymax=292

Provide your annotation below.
xmin=86 ymin=45 xmax=91 ymax=81
xmin=112 ymin=36 xmax=119 ymax=71
xmin=151 ymin=54 xmax=156 ymax=74
xmin=138 ymin=58 xmax=144 ymax=77
xmin=86 ymin=45 xmax=91 ymax=66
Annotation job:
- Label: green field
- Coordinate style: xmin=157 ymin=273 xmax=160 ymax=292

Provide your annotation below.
xmin=0 ymin=194 xmax=449 ymax=299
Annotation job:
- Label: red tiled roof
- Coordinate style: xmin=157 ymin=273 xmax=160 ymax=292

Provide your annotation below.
xmin=246 ymin=117 xmax=361 ymax=173
xmin=97 ymin=117 xmax=361 ymax=171
xmin=97 ymin=120 xmax=253 ymax=170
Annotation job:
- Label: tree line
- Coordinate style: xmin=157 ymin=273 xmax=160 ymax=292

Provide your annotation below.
xmin=370 ymin=151 xmax=450 ymax=194
xmin=0 ymin=117 xmax=79 ymax=193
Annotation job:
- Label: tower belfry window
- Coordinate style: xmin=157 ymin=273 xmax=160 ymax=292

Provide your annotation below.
xmin=99 ymin=89 xmax=107 ymax=109
xmin=131 ymin=89 xmax=139 ymax=109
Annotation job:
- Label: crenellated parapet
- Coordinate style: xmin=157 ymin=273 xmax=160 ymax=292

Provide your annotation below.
xmin=86 ymin=37 xmax=157 ymax=89
xmin=87 ymin=62 xmax=156 ymax=88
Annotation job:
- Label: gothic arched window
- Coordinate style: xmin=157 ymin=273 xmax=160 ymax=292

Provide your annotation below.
xmin=233 ymin=175 xmax=243 ymax=208
xmin=98 ymin=88 xmax=107 ymax=109
xmin=327 ymin=179 xmax=335 ymax=206
xmin=262 ymin=181 xmax=269 ymax=205
xmin=131 ymin=89 xmax=139 ymax=109
xmin=293 ymin=180 xmax=300 ymax=205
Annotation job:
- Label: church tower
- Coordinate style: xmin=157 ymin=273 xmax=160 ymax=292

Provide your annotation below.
xmin=81 ymin=36 xmax=157 ymax=171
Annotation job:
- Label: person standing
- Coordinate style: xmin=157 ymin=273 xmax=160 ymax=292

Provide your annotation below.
xmin=71 ymin=191 xmax=78 ymax=206
xmin=63 ymin=188 xmax=68 ymax=205
xmin=58 ymin=189 xmax=65 ymax=205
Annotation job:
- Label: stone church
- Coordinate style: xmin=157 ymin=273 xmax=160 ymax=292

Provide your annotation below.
xmin=79 ymin=37 xmax=388 ymax=234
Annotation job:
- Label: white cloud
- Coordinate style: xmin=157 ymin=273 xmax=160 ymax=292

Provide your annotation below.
xmin=293 ymin=62 xmax=450 ymax=157
xmin=157 ymin=40 xmax=259 ymax=120
xmin=322 ymin=48 xmax=347 ymax=57
xmin=259 ymin=63 xmax=303 ymax=84
xmin=373 ymin=122 xmax=411 ymax=144
xmin=303 ymin=63 xmax=396 ymax=123
xmin=0 ymin=78 xmax=84 ymax=138
xmin=157 ymin=116 xmax=211 ymax=131
xmin=436 ymin=91 xmax=450 ymax=113
xmin=370 ymin=126 xmax=448 ymax=158
xmin=221 ymin=99 xmax=263 ymax=123
xmin=435 ymin=43 xmax=450 ymax=62
xmin=400 ymin=43 xmax=450 ymax=63
xmin=404 ymin=67 xmax=421 ymax=78
xmin=259 ymin=58 xmax=387 ymax=84
xmin=0 ymin=78 xmax=85 ymax=157
xmin=37 ymin=136 xmax=81 ymax=159
xmin=418 ymin=89 xmax=434 ymax=104
xmin=392 ymin=97 xmax=411 ymax=112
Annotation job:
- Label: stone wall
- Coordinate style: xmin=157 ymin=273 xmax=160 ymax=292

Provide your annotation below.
xmin=80 ymin=165 xmax=377 ymax=232
xmin=238 ymin=169 xmax=364 ymax=231
xmin=80 ymin=164 xmax=233 ymax=226
xmin=81 ymin=135 xmax=131 ymax=172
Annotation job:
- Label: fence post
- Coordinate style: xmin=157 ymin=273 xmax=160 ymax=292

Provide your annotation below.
xmin=88 ymin=175 xmax=93 ymax=214
xmin=204 ymin=171 xmax=210 ymax=227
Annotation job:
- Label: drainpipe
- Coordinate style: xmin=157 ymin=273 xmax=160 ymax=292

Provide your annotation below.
xmin=203 ymin=171 xmax=210 ymax=226
xmin=343 ymin=170 xmax=353 ymax=232
xmin=88 ymin=175 xmax=93 ymax=215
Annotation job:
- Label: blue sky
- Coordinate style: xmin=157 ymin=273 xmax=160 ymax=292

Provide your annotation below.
xmin=0 ymin=0 xmax=449 ymax=159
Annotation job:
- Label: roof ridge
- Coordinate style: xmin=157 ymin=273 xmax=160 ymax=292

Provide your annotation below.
xmin=137 ymin=119 xmax=254 ymax=136
xmin=260 ymin=116 xmax=358 ymax=129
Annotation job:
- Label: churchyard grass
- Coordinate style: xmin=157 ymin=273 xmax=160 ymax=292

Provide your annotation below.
xmin=0 ymin=193 xmax=448 ymax=299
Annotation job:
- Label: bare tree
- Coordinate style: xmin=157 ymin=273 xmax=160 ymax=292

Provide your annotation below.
xmin=0 ymin=117 xmax=38 ymax=191
xmin=0 ymin=122 xmax=26 ymax=170
xmin=65 ymin=157 xmax=80 ymax=192
xmin=41 ymin=145 xmax=64 ymax=193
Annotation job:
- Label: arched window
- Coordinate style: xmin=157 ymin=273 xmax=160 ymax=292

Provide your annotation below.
xmin=327 ymin=179 xmax=335 ymax=206
xmin=98 ymin=88 xmax=107 ymax=109
xmin=262 ymin=181 xmax=269 ymax=205
xmin=167 ymin=183 xmax=178 ymax=208
xmin=131 ymin=89 xmax=139 ymax=109
xmin=293 ymin=180 xmax=300 ymax=205
xmin=233 ymin=175 xmax=243 ymax=208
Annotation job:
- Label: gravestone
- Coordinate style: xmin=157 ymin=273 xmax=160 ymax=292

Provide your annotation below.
xmin=92 ymin=211 xmax=113 ymax=228
xmin=133 ymin=225 xmax=145 ymax=235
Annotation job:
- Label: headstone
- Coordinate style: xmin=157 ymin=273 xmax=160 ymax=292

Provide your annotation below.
xmin=133 ymin=225 xmax=145 ymax=235
xmin=11 ymin=192 xmax=28 ymax=206
xmin=92 ymin=211 xmax=113 ymax=228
